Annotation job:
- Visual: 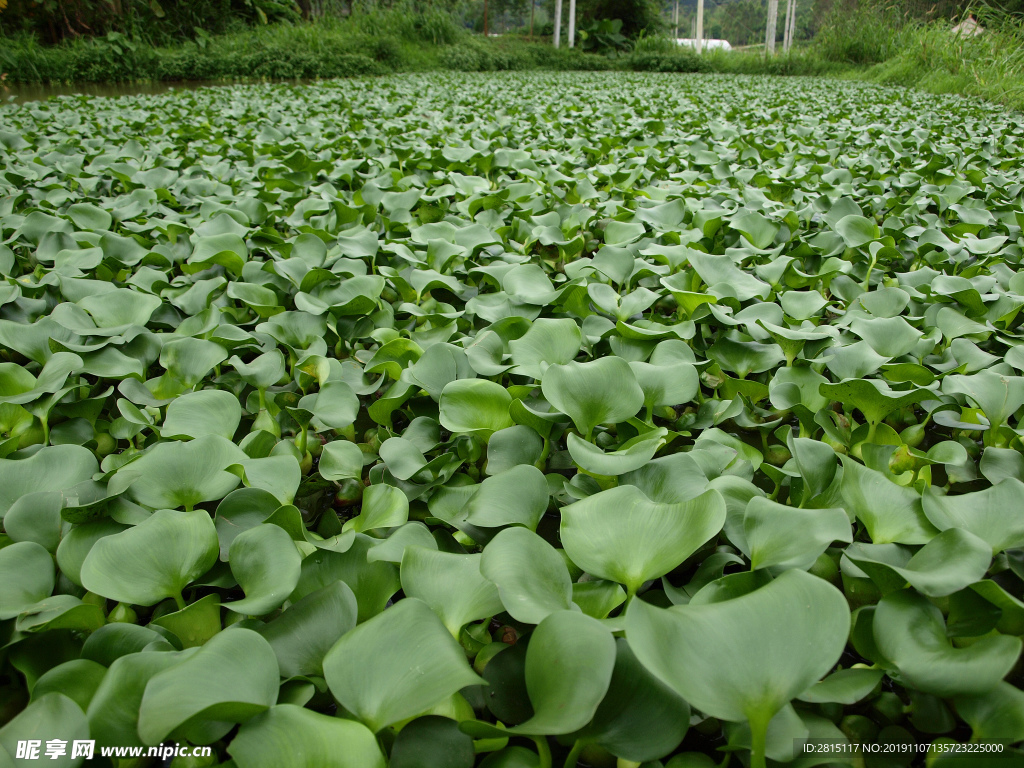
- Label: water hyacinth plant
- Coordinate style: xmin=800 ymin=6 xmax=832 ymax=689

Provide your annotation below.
xmin=0 ymin=71 xmax=1023 ymax=767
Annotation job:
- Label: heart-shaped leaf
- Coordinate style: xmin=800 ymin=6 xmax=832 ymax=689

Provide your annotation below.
xmin=229 ymin=704 xmax=386 ymax=768
xmin=138 ymin=628 xmax=279 ymax=744
xmin=561 ymin=487 xmax=725 ymax=596
xmin=626 ymin=569 xmax=850 ymax=767
xmin=81 ymin=509 xmax=219 ymax=606
xmin=323 ymin=598 xmax=484 ymax=733
xmin=480 ymin=527 xmax=574 ymax=624
xmin=401 ymin=547 xmax=503 ymax=636
xmin=225 ymin=523 xmax=302 ymax=615
xmin=541 ymin=358 xmax=644 ymax=439
xmin=873 ymin=590 xmax=1021 ymax=698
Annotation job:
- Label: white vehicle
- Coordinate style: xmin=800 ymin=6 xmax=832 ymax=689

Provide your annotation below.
xmin=675 ymin=38 xmax=732 ymax=51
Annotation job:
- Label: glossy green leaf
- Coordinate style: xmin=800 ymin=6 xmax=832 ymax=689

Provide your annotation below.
xmin=480 ymin=527 xmax=574 ymax=624
xmin=226 ymin=523 xmax=302 ymax=615
xmin=80 ymin=509 xmax=219 ymax=606
xmin=541 ymin=358 xmax=644 ymax=439
xmin=0 ymin=541 xmax=55 ymax=620
xmin=401 ymin=547 xmax=503 ymax=635
xmin=744 ymin=497 xmax=851 ymax=570
xmin=323 ymin=598 xmax=485 ymax=733
xmin=258 ymin=580 xmax=358 ymax=678
xmin=561 ymin=487 xmax=725 ymax=595
xmin=161 ymin=389 xmax=242 ymax=440
xmin=229 ymin=704 xmax=385 ymax=768
xmin=873 ymin=590 xmax=1021 ymax=698
xmin=138 ymin=627 xmax=279 ymax=743
xmin=626 ymin=569 xmax=850 ymax=763
xmin=439 ymin=379 xmax=514 ymax=438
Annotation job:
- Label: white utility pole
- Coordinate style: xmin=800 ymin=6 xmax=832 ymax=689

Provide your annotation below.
xmin=765 ymin=0 xmax=778 ymax=54
xmin=788 ymin=0 xmax=798 ymax=50
xmin=696 ymin=0 xmax=704 ymax=53
xmin=673 ymin=0 xmax=679 ymax=40
xmin=568 ymin=0 xmax=576 ymax=47
xmin=554 ymin=0 xmax=562 ymax=47
xmin=783 ymin=0 xmax=794 ymax=51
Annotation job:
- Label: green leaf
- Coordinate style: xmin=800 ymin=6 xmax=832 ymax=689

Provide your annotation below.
xmin=307 ymin=381 xmax=360 ymax=430
xmin=0 ymin=541 xmax=55 ymax=620
xmin=323 ymin=598 xmax=485 ymax=733
xmin=626 ymin=569 xmax=850 ymax=762
xmin=0 ymin=694 xmax=88 ymax=767
xmin=343 ymin=483 xmax=409 ymax=532
xmin=744 ymin=497 xmax=851 ymax=570
xmin=797 ymin=668 xmax=885 ymax=705
xmin=570 ymin=638 xmax=690 ymax=761
xmin=820 ymin=379 xmax=930 ymax=431
xmin=541 ymin=358 xmax=644 ymax=438
xmin=463 ymin=610 xmax=616 ymax=737
xmin=159 ymin=337 xmax=229 ymax=387
xmin=138 ymin=628 xmax=279 ymax=744
xmin=229 ymin=705 xmax=386 ymax=768
xmin=923 ymin=480 xmax=1024 ymax=553
xmin=485 ymin=425 xmax=544 ymax=475
xmin=839 ymin=456 xmax=939 ymax=544
xmin=319 ymin=440 xmax=364 ymax=482
xmin=226 ymin=523 xmax=302 ymax=615
xmin=732 ymin=211 xmax=779 ymax=250
xmin=79 ymin=288 xmax=161 ymax=329
xmin=401 ymin=547 xmax=503 ymax=636
xmin=509 ymin=318 xmax=582 ymax=379
xmin=873 ymin=590 xmax=1021 ymax=698
xmin=292 ymin=536 xmax=399 ymax=622
xmin=151 ymin=592 xmax=222 ymax=648
xmin=32 ymin=659 xmax=107 ymax=711
xmin=439 ymin=379 xmax=514 ymax=438
xmin=628 ymin=360 xmax=699 ymax=411
xmin=561 ymin=486 xmax=725 ymax=596
xmin=480 ymin=526 xmax=574 ymax=624
xmin=845 ymin=528 xmax=991 ymax=597
xmin=943 ymin=370 xmax=1024 ymax=434
xmin=80 ymin=509 xmax=219 ymax=606
xmin=230 ymin=350 xmax=287 ymax=390
xmin=0 ymin=444 xmax=98 ymax=518
xmin=162 ymin=389 xmax=242 ymax=440
xmin=464 ymin=464 xmax=549 ymax=529
xmin=390 ymin=716 xmax=475 ymax=768
xmin=955 ymin=682 xmax=1024 ymax=743
xmin=835 ymin=214 xmax=879 ymax=248
xmin=258 ymin=580 xmax=358 ymax=678
xmin=566 ymin=429 xmax=667 ymax=476
xmin=110 ymin=434 xmax=246 ymax=509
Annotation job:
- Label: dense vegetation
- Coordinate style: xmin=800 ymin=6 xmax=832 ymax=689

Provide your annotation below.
xmin=1 ymin=71 xmax=1024 ymax=767
xmin=2 ymin=0 xmax=1023 ymax=111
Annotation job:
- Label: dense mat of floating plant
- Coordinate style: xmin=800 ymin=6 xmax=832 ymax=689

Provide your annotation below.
xmin=1 ymin=72 xmax=1024 ymax=768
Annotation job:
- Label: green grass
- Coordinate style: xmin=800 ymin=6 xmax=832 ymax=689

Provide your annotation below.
xmin=862 ymin=8 xmax=1024 ymax=112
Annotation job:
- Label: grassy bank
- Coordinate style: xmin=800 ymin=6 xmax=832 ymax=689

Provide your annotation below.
xmin=0 ymin=23 xmax=854 ymax=86
xmin=1 ymin=6 xmax=1022 ymax=113
xmin=0 ymin=12 xmax=623 ymax=84
xmin=863 ymin=10 xmax=1024 ymax=112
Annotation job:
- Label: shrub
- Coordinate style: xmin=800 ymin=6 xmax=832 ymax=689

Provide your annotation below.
xmin=628 ymin=48 xmax=710 ymax=73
